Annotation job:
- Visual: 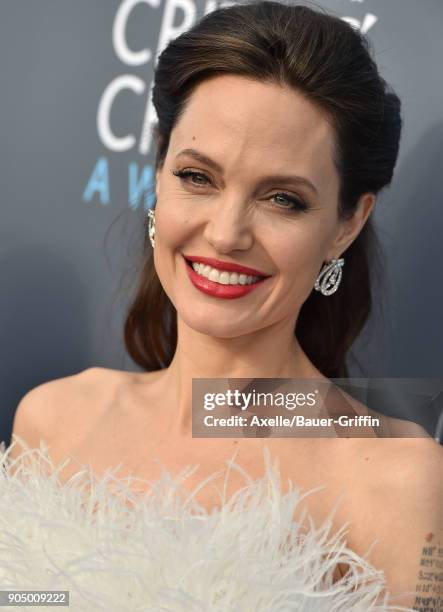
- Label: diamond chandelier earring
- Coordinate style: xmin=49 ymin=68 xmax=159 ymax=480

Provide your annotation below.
xmin=147 ymin=208 xmax=156 ymax=248
xmin=314 ymin=257 xmax=345 ymax=296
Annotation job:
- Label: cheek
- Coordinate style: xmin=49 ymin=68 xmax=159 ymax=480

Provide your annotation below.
xmin=267 ymin=224 xmax=333 ymax=309
xmin=154 ymin=209 xmax=197 ymax=292
xmin=156 ymin=207 xmax=190 ymax=248
xmin=270 ymin=226 xmax=326 ymax=278
xmin=152 ymin=206 xmax=193 ymax=301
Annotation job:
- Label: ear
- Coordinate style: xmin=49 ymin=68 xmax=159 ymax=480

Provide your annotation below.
xmin=326 ymin=193 xmax=376 ymax=260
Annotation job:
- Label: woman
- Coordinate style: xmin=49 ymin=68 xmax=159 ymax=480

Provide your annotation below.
xmin=7 ymin=1 xmax=442 ymax=610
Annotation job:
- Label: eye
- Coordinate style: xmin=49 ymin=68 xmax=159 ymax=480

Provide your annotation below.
xmin=270 ymin=192 xmax=309 ymax=213
xmin=172 ymin=169 xmax=309 ymax=213
xmin=172 ymin=169 xmax=210 ymax=187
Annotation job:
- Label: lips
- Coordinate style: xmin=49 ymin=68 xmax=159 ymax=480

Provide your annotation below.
xmin=184 ymin=257 xmax=268 ymax=299
xmin=183 ymin=254 xmax=269 ymax=278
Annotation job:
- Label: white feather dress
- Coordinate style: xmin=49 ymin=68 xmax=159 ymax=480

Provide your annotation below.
xmin=0 ymin=438 xmax=415 ymax=611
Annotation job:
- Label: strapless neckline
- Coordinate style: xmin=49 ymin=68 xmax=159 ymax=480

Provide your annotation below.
xmin=1 ymin=439 xmax=413 ymax=611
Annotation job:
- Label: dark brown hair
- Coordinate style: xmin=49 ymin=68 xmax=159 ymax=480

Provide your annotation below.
xmin=124 ymin=0 xmax=402 ymax=378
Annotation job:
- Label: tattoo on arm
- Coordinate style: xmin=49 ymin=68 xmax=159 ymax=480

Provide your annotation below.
xmin=413 ymin=534 xmax=443 ymax=611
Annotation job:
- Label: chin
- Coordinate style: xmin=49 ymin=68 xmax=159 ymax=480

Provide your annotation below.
xmin=178 ymin=307 xmax=251 ymax=339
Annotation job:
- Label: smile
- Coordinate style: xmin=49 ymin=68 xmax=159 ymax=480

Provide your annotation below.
xmin=189 ymin=261 xmax=261 ymax=285
xmin=183 ymin=256 xmax=270 ymax=299
xmin=182 ymin=254 xmax=270 ymax=277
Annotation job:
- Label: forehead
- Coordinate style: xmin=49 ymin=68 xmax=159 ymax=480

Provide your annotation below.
xmin=169 ymin=75 xmax=338 ymax=196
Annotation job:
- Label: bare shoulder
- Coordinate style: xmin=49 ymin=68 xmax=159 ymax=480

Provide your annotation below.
xmin=10 ymin=367 xmax=121 ymax=459
xmin=357 ymin=436 xmax=443 ymax=489
xmin=340 ymin=435 xmax=442 ymax=503
xmin=332 ymin=385 xmax=431 ymax=438
xmin=374 ymin=437 xmax=443 ymax=500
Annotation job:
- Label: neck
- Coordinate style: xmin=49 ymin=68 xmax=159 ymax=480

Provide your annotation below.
xmin=155 ymin=315 xmax=325 ymax=438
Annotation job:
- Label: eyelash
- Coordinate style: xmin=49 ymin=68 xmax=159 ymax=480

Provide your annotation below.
xmin=171 ymin=169 xmax=309 ymax=213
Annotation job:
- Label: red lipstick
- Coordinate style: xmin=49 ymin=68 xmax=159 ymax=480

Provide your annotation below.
xmin=182 ymin=255 xmax=270 ymax=299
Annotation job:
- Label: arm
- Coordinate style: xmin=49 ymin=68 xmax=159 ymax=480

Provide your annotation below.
xmin=364 ymin=440 xmax=443 ymax=609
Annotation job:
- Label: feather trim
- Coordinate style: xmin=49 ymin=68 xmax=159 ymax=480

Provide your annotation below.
xmin=0 ymin=437 xmax=414 ymax=611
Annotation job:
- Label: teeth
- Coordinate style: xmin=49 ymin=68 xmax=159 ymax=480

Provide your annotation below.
xmin=191 ymin=262 xmax=261 ymax=285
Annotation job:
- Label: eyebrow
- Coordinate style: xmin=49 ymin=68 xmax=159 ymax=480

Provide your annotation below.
xmin=174 ymin=148 xmax=319 ymax=196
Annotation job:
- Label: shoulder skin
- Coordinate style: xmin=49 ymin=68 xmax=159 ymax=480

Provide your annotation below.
xmin=9 ymin=367 xmax=103 ymax=462
xmin=347 ymin=438 xmax=443 ymax=609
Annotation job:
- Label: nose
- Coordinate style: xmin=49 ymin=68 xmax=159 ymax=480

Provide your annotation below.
xmin=202 ymin=199 xmax=254 ymax=254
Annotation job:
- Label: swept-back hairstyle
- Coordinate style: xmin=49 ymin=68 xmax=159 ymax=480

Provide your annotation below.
xmin=124 ymin=0 xmax=402 ymax=378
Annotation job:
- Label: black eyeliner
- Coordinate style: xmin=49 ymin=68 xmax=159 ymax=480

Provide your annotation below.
xmin=171 ymin=168 xmax=309 ymax=213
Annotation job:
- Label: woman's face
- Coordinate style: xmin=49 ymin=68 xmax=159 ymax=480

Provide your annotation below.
xmin=154 ymin=75 xmax=371 ymax=338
